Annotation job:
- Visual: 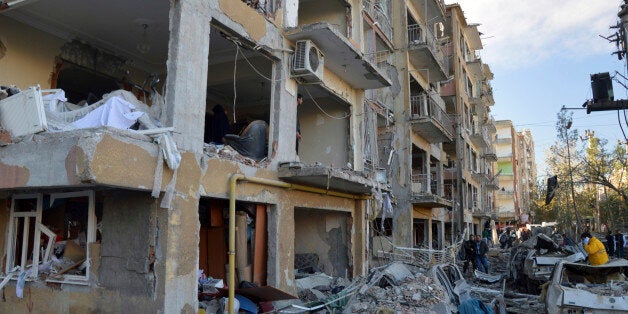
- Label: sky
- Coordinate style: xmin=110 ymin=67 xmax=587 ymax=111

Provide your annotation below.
xmin=444 ymin=0 xmax=628 ymax=178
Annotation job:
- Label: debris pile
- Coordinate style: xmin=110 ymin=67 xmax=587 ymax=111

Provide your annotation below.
xmin=345 ymin=263 xmax=448 ymax=313
xmin=203 ymin=143 xmax=267 ymax=167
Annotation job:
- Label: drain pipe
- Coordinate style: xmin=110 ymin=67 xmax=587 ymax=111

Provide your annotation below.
xmin=227 ymin=173 xmax=370 ymax=313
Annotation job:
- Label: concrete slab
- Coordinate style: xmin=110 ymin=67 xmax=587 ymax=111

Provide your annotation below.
xmin=278 ymin=163 xmax=377 ymax=194
xmin=285 ymin=22 xmax=391 ymax=89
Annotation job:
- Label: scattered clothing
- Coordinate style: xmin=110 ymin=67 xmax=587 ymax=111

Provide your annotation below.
xmin=71 ymin=96 xmax=144 ymax=129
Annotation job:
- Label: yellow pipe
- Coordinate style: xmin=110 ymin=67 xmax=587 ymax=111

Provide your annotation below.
xmin=227 ymin=174 xmax=370 ymax=313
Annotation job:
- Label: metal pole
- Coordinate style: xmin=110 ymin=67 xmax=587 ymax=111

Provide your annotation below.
xmin=565 ymin=123 xmax=581 ymax=237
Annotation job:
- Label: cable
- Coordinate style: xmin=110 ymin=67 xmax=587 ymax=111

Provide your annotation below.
xmin=303 ymin=86 xmax=351 ymax=120
xmin=232 ymin=41 xmax=239 ymax=123
xmin=236 ymin=44 xmax=287 ymax=83
xmin=619 ymin=109 xmax=628 ymax=142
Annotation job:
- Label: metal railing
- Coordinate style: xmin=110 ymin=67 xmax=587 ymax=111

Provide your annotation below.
xmin=410 ymin=93 xmax=454 ymax=137
xmin=364 ymin=50 xmax=392 ymax=73
xmin=407 ymin=24 xmax=448 ymax=74
xmin=363 ymin=0 xmax=393 ymax=41
xmin=241 ymin=0 xmax=276 ymax=18
xmin=411 ymin=173 xmax=440 ymax=195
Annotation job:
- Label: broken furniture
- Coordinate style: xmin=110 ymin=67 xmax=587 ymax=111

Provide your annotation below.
xmin=223 ymin=120 xmax=268 ymax=161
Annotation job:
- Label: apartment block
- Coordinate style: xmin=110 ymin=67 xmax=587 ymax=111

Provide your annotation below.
xmin=440 ymin=4 xmax=498 ymax=237
xmin=494 ymin=121 xmax=537 ymax=226
xmin=0 ymin=0 xmax=499 ymax=311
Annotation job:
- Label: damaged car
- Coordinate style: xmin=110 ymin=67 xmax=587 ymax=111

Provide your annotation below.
xmin=545 ymin=259 xmax=628 ymax=313
xmin=509 ymin=232 xmax=585 ymax=293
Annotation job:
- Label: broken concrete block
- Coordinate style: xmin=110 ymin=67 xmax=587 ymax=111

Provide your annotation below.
xmin=296 ymin=273 xmax=333 ymax=290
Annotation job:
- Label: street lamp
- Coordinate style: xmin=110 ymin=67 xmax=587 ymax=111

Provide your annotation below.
xmin=565 ymin=120 xmax=581 ymax=237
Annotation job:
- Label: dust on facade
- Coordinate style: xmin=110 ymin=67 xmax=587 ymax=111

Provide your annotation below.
xmin=0 ymin=0 xmax=537 ymax=313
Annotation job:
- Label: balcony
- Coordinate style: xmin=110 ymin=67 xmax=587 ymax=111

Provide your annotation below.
xmin=410 ymin=0 xmax=446 ymax=24
xmin=411 ymin=173 xmax=452 ymax=207
xmin=472 ymin=206 xmax=491 ymax=218
xmin=471 ymin=170 xmax=484 ymax=183
xmin=495 ymin=137 xmax=512 ymax=145
xmin=482 ymin=88 xmax=495 ymax=106
xmin=485 ymin=115 xmax=497 ymax=134
xmin=278 ymin=163 xmax=378 ymax=194
xmin=470 ymin=126 xmax=490 ymax=148
xmin=285 ymin=22 xmax=391 ymax=89
xmin=483 ymin=146 xmax=497 ymax=162
xmin=407 ymin=24 xmax=449 ymax=83
xmin=465 ymin=51 xmax=483 ymax=78
xmin=410 ymin=93 xmax=454 ymax=142
xmin=362 ymin=0 xmax=393 ymax=42
xmin=241 ymin=0 xmax=277 ymax=19
xmin=483 ymin=64 xmax=494 ymax=80
xmin=497 ymin=190 xmax=515 ymax=197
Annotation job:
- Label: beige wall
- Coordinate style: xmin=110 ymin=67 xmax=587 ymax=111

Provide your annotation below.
xmin=0 ymin=16 xmax=64 ymax=89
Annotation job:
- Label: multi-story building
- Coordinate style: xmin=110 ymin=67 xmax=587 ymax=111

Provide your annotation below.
xmin=494 ymin=121 xmax=537 ymax=226
xmin=495 ymin=120 xmax=518 ymax=223
xmin=516 ymin=129 xmax=537 ymax=224
xmin=0 ymin=0 xmax=500 ymax=311
xmin=440 ymin=4 xmax=498 ymax=237
xmin=0 ymin=0 xmax=393 ymax=311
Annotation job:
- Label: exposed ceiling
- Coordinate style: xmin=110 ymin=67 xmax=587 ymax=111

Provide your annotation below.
xmin=5 ymin=0 xmax=170 ymax=73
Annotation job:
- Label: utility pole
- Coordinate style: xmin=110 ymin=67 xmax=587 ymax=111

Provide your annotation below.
xmin=565 ymin=120 xmax=581 ymax=237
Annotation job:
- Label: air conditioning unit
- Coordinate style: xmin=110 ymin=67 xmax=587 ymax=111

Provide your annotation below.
xmin=291 ymin=40 xmax=324 ymax=83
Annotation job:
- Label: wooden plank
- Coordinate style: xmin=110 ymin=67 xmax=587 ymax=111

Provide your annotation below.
xmin=206 ymin=227 xmax=227 ymax=280
xmin=253 ymin=204 xmax=267 ymax=286
xmin=235 ymin=213 xmax=249 ymax=283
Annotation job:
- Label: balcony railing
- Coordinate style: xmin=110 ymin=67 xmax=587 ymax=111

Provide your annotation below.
xmin=410 ymin=93 xmax=454 ymax=137
xmin=407 ymin=24 xmax=448 ymax=74
xmin=241 ymin=0 xmax=276 ymax=18
xmin=364 ymin=50 xmax=392 ymax=74
xmin=363 ymin=0 xmax=393 ymax=41
xmin=411 ymin=173 xmax=439 ymax=194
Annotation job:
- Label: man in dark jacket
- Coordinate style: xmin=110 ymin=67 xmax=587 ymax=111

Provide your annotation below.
xmin=475 ymin=235 xmax=489 ymax=273
xmin=606 ymin=231 xmax=616 ymax=257
xmin=462 ymin=236 xmax=477 ymax=275
xmin=615 ymin=230 xmax=625 ymax=258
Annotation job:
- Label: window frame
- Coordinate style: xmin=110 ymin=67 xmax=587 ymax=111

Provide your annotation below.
xmin=4 ymin=191 xmax=95 ymax=285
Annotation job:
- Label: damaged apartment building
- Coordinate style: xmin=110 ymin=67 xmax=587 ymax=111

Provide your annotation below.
xmin=0 ymin=0 xmax=498 ymax=312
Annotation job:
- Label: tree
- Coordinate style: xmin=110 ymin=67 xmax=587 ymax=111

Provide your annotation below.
xmin=576 ymin=132 xmax=627 ymax=230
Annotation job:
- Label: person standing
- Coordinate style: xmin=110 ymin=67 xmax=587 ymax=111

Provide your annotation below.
xmin=462 ymin=235 xmax=477 ymax=275
xmin=581 ymin=232 xmax=609 ymax=266
xmin=296 ymin=94 xmax=303 ymax=154
xmin=606 ymin=231 xmax=616 ymax=257
xmin=475 ymin=235 xmax=489 ymax=273
xmin=615 ymin=230 xmax=625 ymax=259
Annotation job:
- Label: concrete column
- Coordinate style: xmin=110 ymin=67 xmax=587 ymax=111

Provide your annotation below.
xmin=439 ymin=220 xmax=445 ymax=248
xmin=390 ymin=0 xmax=412 ymax=247
xmin=284 ymin=0 xmax=299 ymax=28
xmin=163 ymin=0 xmax=210 ymax=154
xmin=427 ymin=217 xmax=433 ymax=249
xmin=161 ymin=1 xmax=210 ymax=313
xmin=352 ymin=91 xmax=366 ymax=171
xmin=269 ymin=61 xmax=298 ymax=166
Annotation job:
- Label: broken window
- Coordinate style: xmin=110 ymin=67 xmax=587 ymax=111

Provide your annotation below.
xmin=204 ymin=26 xmax=273 ymax=163
xmin=297 ymin=85 xmax=352 ymax=167
xmin=5 ymin=191 xmax=100 ymax=285
xmin=295 ymin=208 xmax=351 ymax=278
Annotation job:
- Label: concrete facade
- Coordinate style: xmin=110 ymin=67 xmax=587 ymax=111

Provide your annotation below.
xmin=0 ymin=0 xmax=500 ymax=312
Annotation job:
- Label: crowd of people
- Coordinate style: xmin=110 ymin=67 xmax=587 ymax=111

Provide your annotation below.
xmin=459 ymin=223 xmax=627 ymax=276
